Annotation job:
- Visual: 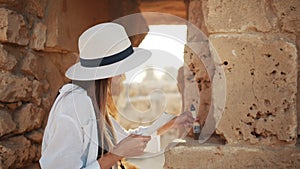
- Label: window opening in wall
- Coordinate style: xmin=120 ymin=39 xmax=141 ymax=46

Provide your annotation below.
xmin=114 ymin=24 xmax=187 ymax=169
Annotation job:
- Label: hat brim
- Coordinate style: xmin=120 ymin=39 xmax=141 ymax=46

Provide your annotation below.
xmin=65 ymin=47 xmax=151 ymax=81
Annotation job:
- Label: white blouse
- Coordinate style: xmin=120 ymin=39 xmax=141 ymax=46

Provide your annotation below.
xmin=39 ymin=84 xmax=160 ymax=169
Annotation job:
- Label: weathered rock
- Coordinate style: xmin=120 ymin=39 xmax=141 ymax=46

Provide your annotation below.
xmin=32 ymin=80 xmax=42 ymax=106
xmin=23 ymin=163 xmax=41 ymax=169
xmin=24 ymin=0 xmax=47 ymax=18
xmin=164 ymin=137 xmax=300 ymax=169
xmin=0 ymin=110 xmax=16 ymax=137
xmin=0 ymin=44 xmax=17 ymax=71
xmin=0 ymin=142 xmax=15 ymax=169
xmin=187 ymin=0 xmax=209 ymax=41
xmin=21 ymin=52 xmax=45 ymax=80
xmin=297 ymin=36 xmax=300 ymax=134
xmin=30 ymin=22 xmax=47 ymax=50
xmin=0 ymin=8 xmax=29 ymax=45
xmin=0 ymin=136 xmax=40 ymax=169
xmin=25 ymin=129 xmax=43 ymax=144
xmin=13 ymin=103 xmax=44 ymax=134
xmin=210 ymin=34 xmax=298 ymax=145
xmin=6 ymin=101 xmax=22 ymax=110
xmin=203 ymin=0 xmax=278 ymax=33
xmin=272 ymin=0 xmax=300 ymax=33
xmin=183 ymin=43 xmax=212 ymax=126
xmin=0 ymin=71 xmax=32 ymax=102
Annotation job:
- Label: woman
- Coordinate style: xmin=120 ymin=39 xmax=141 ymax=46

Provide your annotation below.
xmin=39 ymin=23 xmax=193 ymax=169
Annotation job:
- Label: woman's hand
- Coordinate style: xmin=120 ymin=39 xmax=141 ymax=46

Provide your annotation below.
xmin=173 ymin=111 xmax=194 ymax=130
xmin=157 ymin=111 xmax=194 ymax=135
xmin=111 ymin=134 xmax=151 ymax=157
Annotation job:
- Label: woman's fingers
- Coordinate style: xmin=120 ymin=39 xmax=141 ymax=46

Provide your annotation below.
xmin=112 ymin=135 xmax=151 ymax=157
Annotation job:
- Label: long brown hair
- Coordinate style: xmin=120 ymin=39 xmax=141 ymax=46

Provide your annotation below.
xmin=73 ymin=78 xmax=117 ymax=156
xmin=95 ymin=78 xmax=117 ymax=155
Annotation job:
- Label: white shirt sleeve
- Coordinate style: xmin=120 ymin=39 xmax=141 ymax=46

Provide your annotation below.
xmin=39 ymin=115 xmax=100 ymax=169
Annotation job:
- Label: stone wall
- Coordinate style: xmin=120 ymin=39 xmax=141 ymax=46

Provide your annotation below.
xmin=165 ymin=0 xmax=300 ymax=168
xmin=0 ymin=0 xmax=145 ymax=168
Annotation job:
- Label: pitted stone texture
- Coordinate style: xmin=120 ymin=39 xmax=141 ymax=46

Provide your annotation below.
xmin=164 ymin=138 xmax=300 ymax=169
xmin=0 ymin=8 xmax=29 ymax=45
xmin=184 ymin=43 xmax=212 ymax=126
xmin=272 ymin=0 xmax=300 ymax=33
xmin=0 ymin=44 xmax=17 ymax=71
xmin=0 ymin=110 xmax=16 ymax=137
xmin=0 ymin=71 xmax=32 ymax=102
xmin=203 ymin=0 xmax=278 ymax=33
xmin=0 ymin=136 xmax=40 ymax=169
xmin=13 ymin=103 xmax=44 ymax=134
xmin=210 ymin=34 xmax=298 ymax=145
xmin=30 ymin=22 xmax=47 ymax=50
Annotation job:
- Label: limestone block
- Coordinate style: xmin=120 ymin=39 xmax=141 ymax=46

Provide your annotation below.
xmin=209 ymin=34 xmax=298 ymax=145
xmin=272 ymin=0 xmax=300 ymax=33
xmin=0 ymin=136 xmax=40 ymax=169
xmin=21 ymin=52 xmax=45 ymax=80
xmin=0 ymin=44 xmax=17 ymax=71
xmin=0 ymin=8 xmax=29 ymax=45
xmin=203 ymin=0 xmax=278 ymax=33
xmin=24 ymin=0 xmax=47 ymax=18
xmin=0 ymin=72 xmax=32 ymax=102
xmin=30 ymin=22 xmax=47 ymax=50
xmin=164 ymin=138 xmax=300 ymax=169
xmin=13 ymin=103 xmax=44 ymax=134
xmin=0 ymin=110 xmax=16 ymax=137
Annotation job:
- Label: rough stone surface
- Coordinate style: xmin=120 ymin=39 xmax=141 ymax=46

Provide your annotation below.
xmin=297 ymin=36 xmax=300 ymax=134
xmin=187 ymin=0 xmax=209 ymax=40
xmin=0 ymin=44 xmax=16 ymax=71
xmin=21 ymin=52 xmax=45 ymax=80
xmin=164 ymin=137 xmax=300 ymax=169
xmin=0 ymin=71 xmax=32 ymax=102
xmin=0 ymin=8 xmax=29 ymax=45
xmin=0 ymin=136 xmax=40 ymax=169
xmin=0 ymin=110 xmax=16 ymax=137
xmin=13 ymin=103 xmax=44 ymax=134
xmin=30 ymin=22 xmax=47 ymax=50
xmin=203 ymin=0 xmax=278 ymax=33
xmin=183 ymin=43 xmax=212 ymax=126
xmin=25 ymin=129 xmax=43 ymax=144
xmin=210 ymin=34 xmax=298 ymax=145
xmin=24 ymin=0 xmax=47 ymax=18
xmin=272 ymin=0 xmax=300 ymax=33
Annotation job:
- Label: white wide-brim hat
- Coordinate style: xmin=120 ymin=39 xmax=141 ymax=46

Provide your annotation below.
xmin=65 ymin=22 xmax=151 ymax=81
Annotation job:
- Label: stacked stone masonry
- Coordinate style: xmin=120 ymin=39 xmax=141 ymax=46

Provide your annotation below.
xmin=0 ymin=0 xmax=144 ymax=168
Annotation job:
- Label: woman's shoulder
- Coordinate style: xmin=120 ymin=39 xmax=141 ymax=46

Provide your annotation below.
xmin=55 ymin=84 xmax=94 ymax=122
